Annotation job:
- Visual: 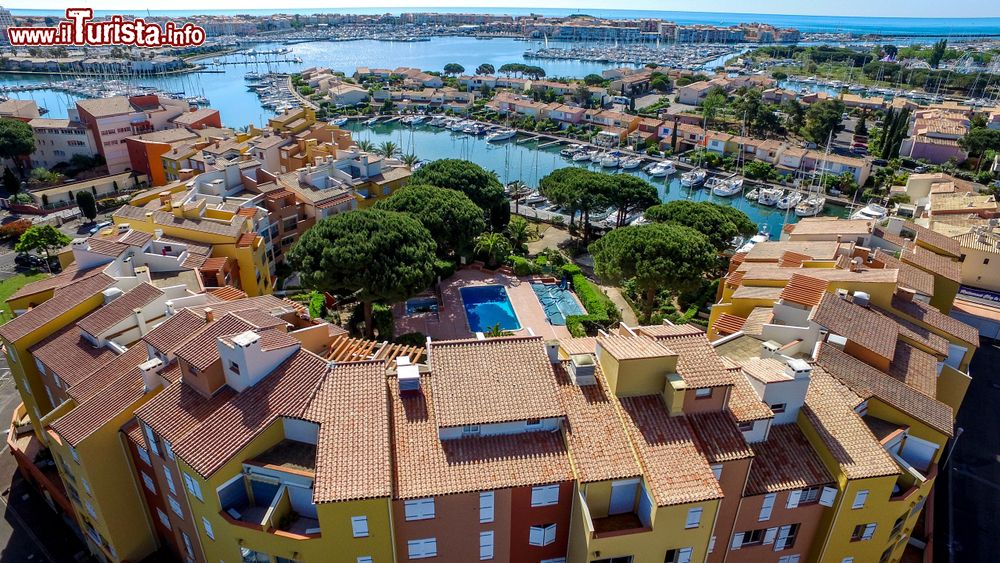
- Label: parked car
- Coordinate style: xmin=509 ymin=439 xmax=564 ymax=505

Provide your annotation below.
xmin=88 ymin=220 xmax=112 ymax=235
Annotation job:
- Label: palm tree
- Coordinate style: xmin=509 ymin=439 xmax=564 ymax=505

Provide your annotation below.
xmin=484 ymin=323 xmax=513 ymax=337
xmin=356 ymin=139 xmax=375 ymax=152
xmin=377 ymin=141 xmax=400 ymax=159
xmin=401 ymin=153 xmax=419 ymax=169
xmin=505 ymin=216 xmax=533 ymax=255
xmin=474 ymin=232 xmax=512 ymax=269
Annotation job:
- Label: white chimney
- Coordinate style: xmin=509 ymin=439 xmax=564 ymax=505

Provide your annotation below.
xmin=139 ymin=357 xmax=164 ymax=392
xmin=133 ymin=307 xmax=148 ymax=336
xmin=853 ymin=291 xmax=871 ymax=308
xmin=397 ymin=355 xmax=420 ymax=394
xmin=568 ymin=354 xmax=596 ymax=385
xmin=785 ymin=358 xmax=813 ymax=380
xmin=545 ymin=340 xmax=560 ymax=364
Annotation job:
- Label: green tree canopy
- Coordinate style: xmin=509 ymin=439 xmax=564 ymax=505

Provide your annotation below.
xmin=607 ymin=174 xmax=659 ymax=228
xmin=583 ymin=74 xmax=604 ymax=86
xmin=15 ymin=224 xmax=71 ymax=263
xmin=959 ymin=128 xmax=1000 ymax=160
xmin=76 ymin=189 xmax=97 ymax=222
xmin=801 ymin=99 xmax=845 ymax=145
xmin=443 ymin=63 xmax=465 ymax=76
xmin=475 ymin=63 xmax=495 ymax=75
xmin=474 ymin=232 xmax=512 ymax=269
xmin=375 ymin=183 xmax=485 ymax=257
xmin=538 ymin=167 xmax=612 ymax=243
xmin=288 ymin=209 xmax=436 ymax=337
xmin=410 ymin=159 xmax=508 ymax=229
xmin=644 ymin=200 xmax=755 ymax=251
xmin=590 ymin=223 xmax=716 ymax=321
xmin=0 ymin=118 xmax=35 ymax=175
xmin=929 ymin=39 xmax=947 ymax=68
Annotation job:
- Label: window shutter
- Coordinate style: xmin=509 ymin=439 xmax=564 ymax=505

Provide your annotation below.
xmin=819 ymin=486 xmax=837 ymax=507
xmin=731 ymin=533 xmax=744 ymax=550
xmin=862 ymin=523 xmax=876 ymax=540
xmin=786 ymin=490 xmax=801 ymax=509
xmin=708 ymin=536 xmax=716 ymax=553
xmin=686 ymin=507 xmax=703 ymax=528
xmin=759 ymin=493 xmax=776 ymax=521
xmin=774 ymin=525 xmax=791 ymax=551
xmin=351 ymin=516 xmax=369 ymax=537
xmin=480 ymin=491 xmax=495 ymax=523
xmin=852 ymin=490 xmax=869 ymax=509
xmin=529 ymin=526 xmax=544 ymax=546
xmin=543 ymin=524 xmax=557 ymax=546
xmin=763 ymin=527 xmax=778 ymax=545
xmin=677 ymin=547 xmax=693 ymax=563
xmin=479 ymin=531 xmax=494 ymax=560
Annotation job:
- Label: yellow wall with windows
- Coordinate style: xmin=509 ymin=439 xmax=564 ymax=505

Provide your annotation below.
xmin=596 ymin=351 xmax=677 ymax=398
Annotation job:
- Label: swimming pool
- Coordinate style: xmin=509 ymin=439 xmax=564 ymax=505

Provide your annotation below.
xmin=460 ymin=285 xmax=521 ymax=333
xmin=531 ymin=283 xmax=586 ymax=326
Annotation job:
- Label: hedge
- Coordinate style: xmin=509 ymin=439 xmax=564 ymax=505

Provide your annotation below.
xmin=561 ymin=264 xmax=622 ymax=337
xmin=511 ymin=255 xmax=542 ymax=276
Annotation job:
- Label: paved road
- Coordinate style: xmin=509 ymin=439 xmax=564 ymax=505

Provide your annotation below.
xmin=934 ymin=338 xmax=1000 ymax=563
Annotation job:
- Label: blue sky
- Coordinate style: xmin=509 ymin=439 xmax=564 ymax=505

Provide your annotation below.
xmin=9 ymin=0 xmax=999 ymax=18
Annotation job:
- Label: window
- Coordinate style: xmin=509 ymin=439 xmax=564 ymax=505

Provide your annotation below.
xmin=168 ymin=495 xmax=183 ymax=518
xmin=480 ymin=530 xmax=494 ymax=560
xmin=737 ymin=529 xmax=765 ymax=548
xmin=778 ymin=556 xmax=801 ymax=563
xmin=141 ymin=472 xmax=156 ymax=493
xmin=357 ymin=558 xmax=373 ymax=563
xmin=738 ymin=421 xmax=754 ymax=432
xmin=852 ymin=490 xmax=869 ymax=509
xmin=775 ymin=524 xmax=799 ymax=551
xmin=985 ymin=258 xmax=991 ymax=265
xmin=711 ymin=464 xmax=723 ymax=480
xmin=163 ymin=466 xmax=176 ymax=495
xmin=695 ymin=387 xmax=713 ymax=398
xmin=404 ymin=498 xmax=435 ymax=521
xmin=786 ymin=489 xmax=801 ymax=509
xmin=842 ymin=559 xmax=855 ymax=563
xmin=407 ymin=538 xmax=437 ymax=559
xmin=685 ymin=507 xmax=703 ymax=529
xmin=852 ymin=523 xmax=876 ymax=541
xmin=351 ymin=515 xmax=369 ymax=538
xmin=162 ymin=439 xmax=174 ymax=460
xmin=531 ymin=484 xmax=560 ymax=507
xmin=181 ymin=531 xmax=194 ymax=559
xmin=770 ymin=403 xmax=787 ymax=413
xmin=759 ymin=493 xmax=776 ymax=521
xmin=143 ymin=424 xmax=160 ymax=456
xmin=664 ymin=548 xmax=693 ymax=563
xmin=202 ymin=516 xmax=214 ymax=540
xmin=891 ymin=514 xmax=906 ymax=537
xmin=229 ymin=360 xmax=240 ymax=374
xmin=85 ymin=500 xmax=96 ymax=518
xmin=480 ymin=491 xmax=495 ymax=523
xmin=526 ymin=418 xmax=542 ymax=428
xmin=156 ymin=507 xmax=171 ymax=529
xmin=182 ymin=473 xmax=203 ymax=501
xmin=136 ymin=446 xmax=151 ymax=466
xmin=799 ymin=486 xmax=821 ymax=505
xmin=70 ymin=446 xmax=79 ymax=463
xmin=82 ymin=478 xmax=91 ymax=495
xmin=462 ymin=424 xmax=480 ymax=436
xmin=241 ymin=548 xmax=270 ymax=563
xmin=529 ymin=524 xmax=557 ymax=546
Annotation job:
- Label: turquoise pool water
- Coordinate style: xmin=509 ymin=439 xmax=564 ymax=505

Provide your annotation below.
xmin=532 ymin=283 xmax=586 ymax=326
xmin=460 ymin=285 xmax=521 ymax=333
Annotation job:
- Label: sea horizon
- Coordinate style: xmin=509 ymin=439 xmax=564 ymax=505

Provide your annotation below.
xmin=8 ymin=7 xmax=1000 ymax=36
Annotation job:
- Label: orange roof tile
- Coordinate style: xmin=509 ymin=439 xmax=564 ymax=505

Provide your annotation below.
xmin=726 ymin=367 xmax=774 ymax=422
xmin=647 ymin=332 xmax=733 ymax=388
xmin=811 ymin=293 xmax=899 ymax=360
xmin=28 ymin=325 xmax=116 ymax=386
xmin=746 ymin=424 xmax=833 ymax=495
xmin=688 ymin=411 xmax=753 ymax=463
xmin=780 ymin=273 xmax=829 ymax=307
xmin=77 ymin=283 xmax=163 ymax=338
xmin=714 ymin=314 xmax=746 ymax=336
xmin=597 ymin=334 xmax=674 ymax=360
xmin=0 ymin=273 xmax=116 ymax=342
xmin=142 ymin=309 xmax=207 ymax=356
xmin=891 ymin=293 xmax=978 ymax=345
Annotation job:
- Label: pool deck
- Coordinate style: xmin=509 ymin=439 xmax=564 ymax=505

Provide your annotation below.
xmin=395 ymin=269 xmax=574 ymax=341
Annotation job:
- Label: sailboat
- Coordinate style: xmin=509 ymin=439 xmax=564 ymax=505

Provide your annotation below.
xmin=796 ymin=131 xmax=831 ymax=217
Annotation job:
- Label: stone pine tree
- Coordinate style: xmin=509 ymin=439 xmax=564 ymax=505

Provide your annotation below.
xmin=76 ymin=190 xmax=98 ymax=223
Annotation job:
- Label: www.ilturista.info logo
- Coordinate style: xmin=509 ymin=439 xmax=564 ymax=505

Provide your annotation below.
xmin=6 ymin=9 xmax=206 ymax=47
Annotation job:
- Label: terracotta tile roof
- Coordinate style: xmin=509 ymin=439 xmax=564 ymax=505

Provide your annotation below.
xmin=219 ymin=328 xmax=298 ymax=352
xmin=900 ymin=246 xmax=962 ymax=283
xmin=742 ymin=307 xmax=774 ymax=337
xmin=871 ymin=249 xmax=935 ymax=296
xmin=135 ymin=380 xmax=237 ymax=445
xmin=68 ymin=344 xmax=151 ymax=402
xmin=229 ymin=309 xmax=290 ymax=331
xmin=302 ymin=361 xmax=392 ymax=502
xmin=554 ymin=362 xmax=641 ymax=484
xmin=77 ymin=283 xmax=164 ymax=338
xmin=390 ymin=373 xmax=573 ymax=499
xmin=780 ymin=273 xmax=829 ymax=307
xmin=789 ymin=218 xmax=873 ymax=237
xmin=731 ymin=285 xmax=784 ymax=301
xmin=181 ymin=253 xmax=209 ymax=269
xmin=727 ymin=367 xmax=774 ymax=422
xmin=779 ymin=251 xmax=812 ymax=268
xmin=174 ymin=349 xmax=330 ymax=478
xmin=688 ymin=411 xmax=754 ymax=463
xmin=174 ymin=315 xmax=256 ymax=371
xmin=873 ymin=227 xmax=909 ymax=248
xmin=122 ymin=418 xmax=144 ymax=446
xmin=648 ymin=333 xmax=733 ymax=388
xmin=7 ymin=263 xmax=100 ymax=302
xmin=811 ymin=293 xmax=898 ymax=360
xmin=891 ymin=293 xmax=979 ymax=345
xmin=905 ymin=221 xmax=962 ymax=257
xmin=209 ymin=286 xmax=247 ymax=301
xmin=28 ymin=325 xmax=116 ymax=386
xmin=714 ymin=314 xmax=746 ymax=336
xmin=745 ymin=241 xmax=844 ymax=262
xmin=886 ymin=342 xmax=939 ymax=398
xmin=428 ymin=336 xmax=564 ymax=428
xmin=156 ymin=235 xmax=212 ymax=256
xmin=114 ymin=206 xmax=247 ymax=238
xmin=816 ymin=344 xmax=953 ymax=437
xmin=185 ymin=295 xmax=296 ymax=319
xmin=117 ymin=230 xmax=154 ymax=247
xmin=619 ymin=395 xmax=723 ymax=506
xmin=50 ymin=368 xmax=146 ymax=447
xmin=597 ymin=334 xmax=675 ymax=360
xmin=871 ymin=306 xmax=949 ymax=356
xmin=725 ymin=269 xmax=745 ymax=288
xmin=200 ymin=257 xmax=229 ymax=272
xmin=746 ymin=424 xmax=833 ymax=495
xmin=0 ymin=273 xmax=116 ymax=342
xmin=80 ymin=238 xmax=129 ymax=257
xmin=634 ymin=324 xmax=704 ymax=339
xmin=142 ymin=309 xmax=207 ymax=356
xmin=236 ymin=232 xmax=256 ymax=248
xmin=801 ymin=368 xmax=900 ymax=480
xmin=740 ymin=264 xmax=898 ymax=285
xmin=558 ymin=337 xmax=597 ymax=356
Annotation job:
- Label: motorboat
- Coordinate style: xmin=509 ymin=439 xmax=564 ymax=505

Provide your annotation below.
xmin=704 ymin=176 xmax=726 ymax=191
xmin=850 ymin=203 xmax=889 ymax=221
xmin=757 ymin=187 xmax=784 ymax=206
xmin=330 ymin=117 xmax=349 ymax=127
xmin=712 ymin=177 xmax=744 ymax=197
xmin=795 ymin=195 xmax=826 ymax=217
xmin=486 ymin=129 xmax=517 ymax=142
xmin=363 ymin=117 xmax=378 ymax=126
xmin=736 ymin=232 xmax=769 ymax=254
xmin=646 ymin=161 xmax=675 ymax=177
xmin=448 ymin=120 xmax=468 ymax=131
xmin=560 ymin=144 xmax=582 ymax=157
xmin=680 ymin=168 xmax=707 ymax=187
xmin=777 ymin=191 xmax=803 ymax=210
xmin=745 ymin=188 xmax=759 ymax=201
xmin=409 ymin=115 xmax=427 ymax=125
xmin=244 ymin=71 xmax=262 ymax=81
xmin=620 ymin=156 xmax=643 ymax=170
xmin=572 ymin=151 xmax=592 ymax=162
xmin=400 ymin=116 xmax=416 ymax=125
xmin=600 ymin=153 xmax=620 ymax=168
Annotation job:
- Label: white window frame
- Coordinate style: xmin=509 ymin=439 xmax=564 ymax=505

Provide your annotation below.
xmin=202 ymin=516 xmax=214 ymax=540
xmin=351 ymin=515 xmax=369 ymax=538
xmin=531 ymin=484 xmax=559 ymax=507
xmin=182 ymin=472 xmax=203 ymax=501
xmin=529 ymin=523 xmax=557 ymax=546
xmin=156 ymin=507 xmax=171 ymax=529
xmin=404 ymin=498 xmax=435 ymax=521
xmin=685 ymin=507 xmax=703 ymax=529
xmin=136 ymin=446 xmax=151 ymax=466
xmin=852 ymin=490 xmax=869 ymax=509
xmin=141 ymin=472 xmax=156 ymax=493
xmin=759 ymin=492 xmax=776 ymax=521
xmin=163 ymin=465 xmax=176 ymax=495
xmin=479 ymin=530 xmax=494 ymax=560
xmin=168 ymin=495 xmax=183 ymax=518
xmin=480 ymin=491 xmax=494 ymax=523
xmin=407 ymin=537 xmax=437 ymax=559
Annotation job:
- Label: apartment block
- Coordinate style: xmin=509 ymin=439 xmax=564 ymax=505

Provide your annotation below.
xmin=76 ymin=95 xmax=189 ymax=174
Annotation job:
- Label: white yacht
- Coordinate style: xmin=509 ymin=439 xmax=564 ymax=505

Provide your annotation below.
xmin=572 ymin=150 xmax=593 ymax=162
xmin=745 ymin=187 xmax=759 ymax=201
xmin=363 ymin=117 xmax=378 ymax=126
xmin=560 ymin=144 xmax=582 ymax=157
xmin=620 ymin=156 xmax=642 ymax=170
xmin=600 ymin=153 xmax=620 ymax=168
xmin=486 ymin=129 xmax=517 ymax=142
xmin=330 ymin=117 xmax=349 ymax=127
xmin=646 ymin=161 xmax=675 ymax=177
xmin=428 ymin=116 xmax=446 ymax=127
xmin=736 ymin=232 xmax=769 ymax=254
xmin=712 ymin=177 xmax=744 ymax=197
xmin=680 ymin=168 xmax=707 ymax=187
xmin=795 ymin=195 xmax=827 ymax=217
xmin=850 ymin=203 xmax=889 ymax=221
xmin=777 ymin=191 xmax=803 ymax=210
xmin=757 ymin=187 xmax=784 ymax=206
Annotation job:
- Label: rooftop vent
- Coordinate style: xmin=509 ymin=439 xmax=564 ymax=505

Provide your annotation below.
xmin=397 ymin=355 xmax=420 ymax=394
xmin=71 ymin=238 xmax=88 ymax=248
xmin=545 ymin=340 xmax=560 ymax=364
xmin=785 ymin=358 xmax=813 ymax=380
xmin=117 ymin=223 xmax=130 ymax=234
xmin=853 ymin=291 xmax=871 ymax=308
xmin=139 ymin=357 xmax=164 ymax=392
xmin=102 ymin=287 xmax=124 ymax=304
xmin=231 ymin=330 xmax=259 ymax=348
xmin=568 ymin=354 xmax=596 ymax=386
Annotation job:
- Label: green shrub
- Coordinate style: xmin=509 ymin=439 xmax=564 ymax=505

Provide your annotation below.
xmin=561 ymin=264 xmax=621 ymax=336
xmin=395 ymin=331 xmax=427 ymax=347
xmin=372 ymin=303 xmax=394 ymax=339
xmin=511 ymin=255 xmax=541 ymax=276
xmin=307 ymin=291 xmax=326 ymax=319
xmin=434 ymin=259 xmax=456 ymax=280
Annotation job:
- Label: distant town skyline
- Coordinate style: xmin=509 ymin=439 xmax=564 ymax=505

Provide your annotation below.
xmin=7 ymin=1 xmax=1000 ymax=19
